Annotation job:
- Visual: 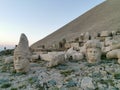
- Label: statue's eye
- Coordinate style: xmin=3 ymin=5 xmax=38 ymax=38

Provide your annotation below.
xmin=18 ymin=57 xmax=21 ymax=60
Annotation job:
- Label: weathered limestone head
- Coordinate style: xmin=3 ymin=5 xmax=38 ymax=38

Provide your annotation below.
xmin=14 ymin=33 xmax=31 ymax=73
xmin=85 ymin=40 xmax=102 ymax=63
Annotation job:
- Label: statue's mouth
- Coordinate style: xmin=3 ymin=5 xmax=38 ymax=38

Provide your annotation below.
xmin=15 ymin=64 xmax=21 ymax=66
xmin=90 ymin=56 xmax=96 ymax=58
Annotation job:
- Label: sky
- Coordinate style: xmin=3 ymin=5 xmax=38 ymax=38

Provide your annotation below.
xmin=0 ymin=0 xmax=105 ymax=50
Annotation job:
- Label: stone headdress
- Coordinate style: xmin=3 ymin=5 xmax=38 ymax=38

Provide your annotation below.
xmin=14 ymin=33 xmax=31 ymax=59
xmin=85 ymin=40 xmax=102 ymax=49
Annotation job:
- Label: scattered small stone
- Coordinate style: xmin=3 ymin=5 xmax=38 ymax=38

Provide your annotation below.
xmin=64 ymin=80 xmax=77 ymax=87
xmin=48 ymin=79 xmax=56 ymax=86
xmin=1 ymin=83 xmax=11 ymax=88
xmin=81 ymin=77 xmax=95 ymax=90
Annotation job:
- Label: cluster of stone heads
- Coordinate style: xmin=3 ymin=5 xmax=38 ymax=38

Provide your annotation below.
xmin=13 ymin=30 xmax=120 ymax=73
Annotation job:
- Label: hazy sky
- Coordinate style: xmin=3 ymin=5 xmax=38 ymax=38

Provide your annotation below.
xmin=0 ymin=0 xmax=105 ymax=49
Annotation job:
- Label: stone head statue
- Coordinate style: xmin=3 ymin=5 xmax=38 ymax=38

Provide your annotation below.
xmin=85 ymin=40 xmax=102 ymax=63
xmin=14 ymin=33 xmax=31 ymax=73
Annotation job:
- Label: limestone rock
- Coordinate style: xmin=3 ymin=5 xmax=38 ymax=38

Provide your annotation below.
xmin=70 ymin=43 xmax=79 ymax=48
xmin=65 ymin=47 xmax=78 ymax=59
xmin=46 ymin=52 xmax=65 ymax=67
xmin=104 ymin=38 xmax=120 ymax=53
xmin=31 ymin=55 xmax=40 ymax=62
xmin=40 ymin=53 xmax=53 ymax=61
xmin=40 ymin=52 xmax=65 ymax=67
xmin=64 ymin=42 xmax=71 ymax=49
xmin=111 ymin=30 xmax=117 ymax=36
xmin=106 ymin=49 xmax=120 ymax=64
xmin=81 ymin=77 xmax=95 ymax=90
xmin=65 ymin=47 xmax=83 ymax=61
xmin=105 ymin=46 xmax=111 ymax=52
xmin=80 ymin=46 xmax=86 ymax=55
xmin=117 ymin=51 xmax=120 ymax=64
xmin=71 ymin=52 xmax=84 ymax=61
xmin=79 ymin=33 xmax=84 ymax=42
xmin=106 ymin=49 xmax=120 ymax=59
xmin=104 ymin=37 xmax=112 ymax=46
xmin=111 ymin=43 xmax=120 ymax=50
xmin=4 ymin=56 xmax=13 ymax=64
xmin=100 ymin=31 xmax=110 ymax=37
xmin=84 ymin=32 xmax=90 ymax=42
xmin=117 ymin=60 xmax=120 ymax=65
xmin=102 ymin=46 xmax=111 ymax=54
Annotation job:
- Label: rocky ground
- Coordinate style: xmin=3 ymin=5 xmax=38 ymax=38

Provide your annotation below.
xmin=0 ymin=56 xmax=120 ymax=90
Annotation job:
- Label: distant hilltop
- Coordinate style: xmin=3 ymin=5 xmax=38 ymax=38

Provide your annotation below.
xmin=31 ymin=0 xmax=120 ymax=50
xmin=0 ymin=45 xmax=15 ymax=51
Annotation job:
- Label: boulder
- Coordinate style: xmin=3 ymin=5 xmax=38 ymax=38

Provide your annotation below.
xmin=111 ymin=43 xmax=120 ymax=50
xmin=84 ymin=32 xmax=90 ymax=42
xmin=72 ymin=52 xmax=84 ymax=61
xmin=80 ymin=46 xmax=86 ymax=55
xmin=40 ymin=52 xmax=65 ymax=67
xmin=46 ymin=52 xmax=65 ymax=67
xmin=118 ymin=59 xmax=120 ymax=64
xmin=4 ymin=56 xmax=13 ymax=64
xmin=106 ymin=49 xmax=120 ymax=64
xmin=70 ymin=43 xmax=79 ymax=48
xmin=81 ymin=77 xmax=95 ymax=90
xmin=106 ymin=49 xmax=120 ymax=59
xmin=65 ymin=47 xmax=78 ymax=59
xmin=31 ymin=55 xmax=40 ymax=62
xmin=64 ymin=42 xmax=71 ymax=49
xmin=105 ymin=46 xmax=111 ymax=52
xmin=111 ymin=30 xmax=117 ymax=36
xmin=104 ymin=37 xmax=112 ymax=46
xmin=65 ymin=47 xmax=84 ymax=61
xmin=40 ymin=53 xmax=53 ymax=61
xmin=100 ymin=31 xmax=110 ymax=37
xmin=117 ymin=51 xmax=120 ymax=64
xmin=117 ymin=50 xmax=120 ymax=59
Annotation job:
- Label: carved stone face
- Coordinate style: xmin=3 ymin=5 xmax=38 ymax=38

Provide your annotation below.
xmin=14 ymin=53 xmax=29 ymax=72
xmin=13 ymin=33 xmax=31 ymax=73
xmin=86 ymin=47 xmax=101 ymax=63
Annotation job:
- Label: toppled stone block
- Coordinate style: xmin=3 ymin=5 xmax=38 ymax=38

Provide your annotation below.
xmin=40 ymin=52 xmax=65 ymax=67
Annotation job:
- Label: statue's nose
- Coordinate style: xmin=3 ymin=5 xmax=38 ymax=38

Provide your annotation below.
xmin=16 ymin=58 xmax=20 ymax=62
xmin=91 ymin=51 xmax=95 ymax=55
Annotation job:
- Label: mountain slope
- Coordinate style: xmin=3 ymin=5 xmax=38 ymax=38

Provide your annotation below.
xmin=31 ymin=0 xmax=120 ymax=49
